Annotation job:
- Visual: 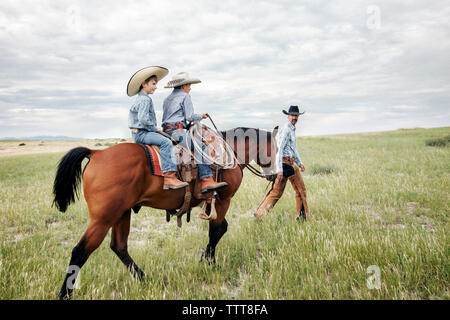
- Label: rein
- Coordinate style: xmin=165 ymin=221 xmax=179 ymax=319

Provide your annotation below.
xmin=157 ymin=130 xmax=179 ymax=144
xmin=244 ymin=162 xmax=267 ymax=178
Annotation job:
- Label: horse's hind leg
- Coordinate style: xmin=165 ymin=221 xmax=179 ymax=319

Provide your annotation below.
xmin=58 ymin=220 xmax=110 ymax=299
xmin=110 ymin=209 xmax=145 ymax=281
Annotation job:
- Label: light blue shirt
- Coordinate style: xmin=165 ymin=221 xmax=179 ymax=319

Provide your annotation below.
xmin=128 ymin=92 xmax=157 ymax=132
xmin=162 ymin=89 xmax=203 ymax=128
xmin=276 ymin=121 xmax=303 ymax=172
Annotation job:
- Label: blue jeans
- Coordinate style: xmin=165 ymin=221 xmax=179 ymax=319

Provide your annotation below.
xmin=132 ymin=130 xmax=177 ymax=173
xmin=164 ymin=129 xmax=212 ymax=179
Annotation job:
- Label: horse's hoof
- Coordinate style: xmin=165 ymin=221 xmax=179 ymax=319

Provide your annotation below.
xmin=58 ymin=292 xmax=71 ymax=300
xmin=199 ymin=249 xmax=216 ymax=265
xmin=202 ymin=257 xmax=216 ymax=265
xmin=199 ymin=249 xmax=206 ymax=262
xmin=137 ymin=272 xmax=146 ymax=282
xmin=131 ymin=269 xmax=146 ymax=282
xmin=204 ymin=255 xmax=216 ymax=265
xmin=253 ymin=213 xmax=262 ymax=220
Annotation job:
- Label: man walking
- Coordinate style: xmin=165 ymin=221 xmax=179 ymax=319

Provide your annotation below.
xmin=255 ymin=106 xmax=310 ymax=220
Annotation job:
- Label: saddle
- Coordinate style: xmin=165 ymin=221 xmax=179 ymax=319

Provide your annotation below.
xmin=140 ymin=125 xmax=233 ymax=178
xmin=139 ymin=127 xmax=230 ymax=227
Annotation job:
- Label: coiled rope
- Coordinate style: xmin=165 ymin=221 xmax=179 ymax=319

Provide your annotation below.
xmin=188 ymin=120 xmax=237 ymax=170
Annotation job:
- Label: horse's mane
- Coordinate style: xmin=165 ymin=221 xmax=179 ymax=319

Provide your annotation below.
xmin=220 ymin=127 xmax=272 ymax=141
xmin=220 ymin=127 xmax=276 ymax=169
xmin=221 ymin=127 xmax=269 ymax=133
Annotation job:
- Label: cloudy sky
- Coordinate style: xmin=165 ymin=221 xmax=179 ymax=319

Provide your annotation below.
xmin=0 ymin=0 xmax=449 ymax=138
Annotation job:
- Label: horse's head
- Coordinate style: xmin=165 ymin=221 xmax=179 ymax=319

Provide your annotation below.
xmin=221 ymin=126 xmax=279 ymax=179
xmin=258 ymin=126 xmax=278 ymax=179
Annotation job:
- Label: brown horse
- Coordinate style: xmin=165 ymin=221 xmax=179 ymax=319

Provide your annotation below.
xmin=53 ymin=126 xmax=277 ymax=299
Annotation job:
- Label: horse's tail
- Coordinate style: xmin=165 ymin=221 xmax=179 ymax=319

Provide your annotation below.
xmin=53 ymin=147 xmax=93 ymax=212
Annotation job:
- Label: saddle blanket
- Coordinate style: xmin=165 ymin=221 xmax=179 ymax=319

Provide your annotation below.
xmin=138 ymin=143 xmax=192 ymax=177
xmin=139 ymin=144 xmax=163 ymax=177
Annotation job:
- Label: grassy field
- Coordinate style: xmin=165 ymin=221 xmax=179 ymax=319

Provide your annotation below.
xmin=0 ymin=127 xmax=448 ymax=299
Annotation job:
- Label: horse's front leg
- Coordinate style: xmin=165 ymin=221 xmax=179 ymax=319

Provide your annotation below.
xmin=202 ymin=218 xmax=228 ymax=264
xmin=200 ymin=162 xmax=242 ymax=264
xmin=201 ymin=198 xmax=230 ymax=264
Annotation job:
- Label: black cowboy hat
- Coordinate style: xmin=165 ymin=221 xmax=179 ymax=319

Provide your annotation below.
xmin=282 ymin=105 xmax=305 ymax=116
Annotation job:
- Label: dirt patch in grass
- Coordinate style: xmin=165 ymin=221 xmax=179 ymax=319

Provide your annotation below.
xmin=310 ymin=165 xmax=337 ymax=175
xmin=6 ymin=226 xmax=30 ymax=243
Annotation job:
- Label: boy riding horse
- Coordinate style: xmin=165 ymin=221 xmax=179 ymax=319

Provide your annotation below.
xmin=162 ymin=72 xmax=228 ymax=194
xmin=127 ymin=66 xmax=188 ymax=190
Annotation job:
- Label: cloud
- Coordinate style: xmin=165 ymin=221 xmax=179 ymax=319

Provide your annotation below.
xmin=0 ymin=0 xmax=449 ymax=138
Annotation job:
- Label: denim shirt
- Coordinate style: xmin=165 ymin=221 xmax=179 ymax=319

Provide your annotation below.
xmin=276 ymin=121 xmax=303 ymax=172
xmin=162 ymin=89 xmax=203 ymax=128
xmin=128 ymin=92 xmax=157 ymax=132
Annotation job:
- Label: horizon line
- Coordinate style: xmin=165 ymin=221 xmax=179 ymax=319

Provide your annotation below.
xmin=1 ymin=125 xmax=448 ymax=141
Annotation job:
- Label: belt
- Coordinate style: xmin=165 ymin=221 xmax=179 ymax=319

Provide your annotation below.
xmin=163 ymin=122 xmax=184 ymax=131
xmin=282 ymin=157 xmax=294 ymax=165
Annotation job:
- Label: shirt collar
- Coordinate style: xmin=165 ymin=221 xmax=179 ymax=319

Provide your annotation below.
xmin=172 ymin=88 xmax=185 ymax=95
xmin=287 ymin=121 xmax=296 ymax=131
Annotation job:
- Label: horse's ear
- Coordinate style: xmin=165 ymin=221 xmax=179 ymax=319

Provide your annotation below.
xmin=272 ymin=126 xmax=279 ymax=138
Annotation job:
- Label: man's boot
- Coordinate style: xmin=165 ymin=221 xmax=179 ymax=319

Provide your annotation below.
xmin=200 ymin=176 xmax=228 ymax=194
xmin=163 ymin=171 xmax=189 ymax=190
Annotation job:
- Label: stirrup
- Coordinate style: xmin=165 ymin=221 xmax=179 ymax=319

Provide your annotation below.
xmin=198 ymin=197 xmax=217 ymax=221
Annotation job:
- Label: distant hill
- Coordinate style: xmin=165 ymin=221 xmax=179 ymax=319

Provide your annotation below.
xmin=0 ymin=136 xmax=80 ymax=140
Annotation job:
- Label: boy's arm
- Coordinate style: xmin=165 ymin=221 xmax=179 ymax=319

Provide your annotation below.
xmin=183 ymin=95 xmax=203 ymax=123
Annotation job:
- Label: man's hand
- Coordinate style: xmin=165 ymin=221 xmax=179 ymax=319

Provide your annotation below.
xmin=300 ymin=164 xmax=306 ymax=172
xmin=202 ymin=113 xmax=209 ymax=119
xmin=276 ymin=172 xmax=283 ymax=183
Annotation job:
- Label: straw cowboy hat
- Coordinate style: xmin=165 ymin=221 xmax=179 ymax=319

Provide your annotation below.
xmin=164 ymin=72 xmax=201 ymax=88
xmin=282 ymin=105 xmax=305 ymax=116
xmin=127 ymin=66 xmax=169 ymax=96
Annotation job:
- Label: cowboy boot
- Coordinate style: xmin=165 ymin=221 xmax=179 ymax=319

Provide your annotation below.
xmin=193 ymin=175 xmax=213 ymax=199
xmin=254 ymin=177 xmax=287 ymax=219
xmin=163 ymin=171 xmax=189 ymax=190
xmin=200 ymin=176 xmax=228 ymax=194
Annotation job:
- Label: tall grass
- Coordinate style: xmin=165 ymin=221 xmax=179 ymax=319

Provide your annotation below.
xmin=425 ymin=135 xmax=450 ymax=147
xmin=0 ymin=127 xmax=449 ymax=299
